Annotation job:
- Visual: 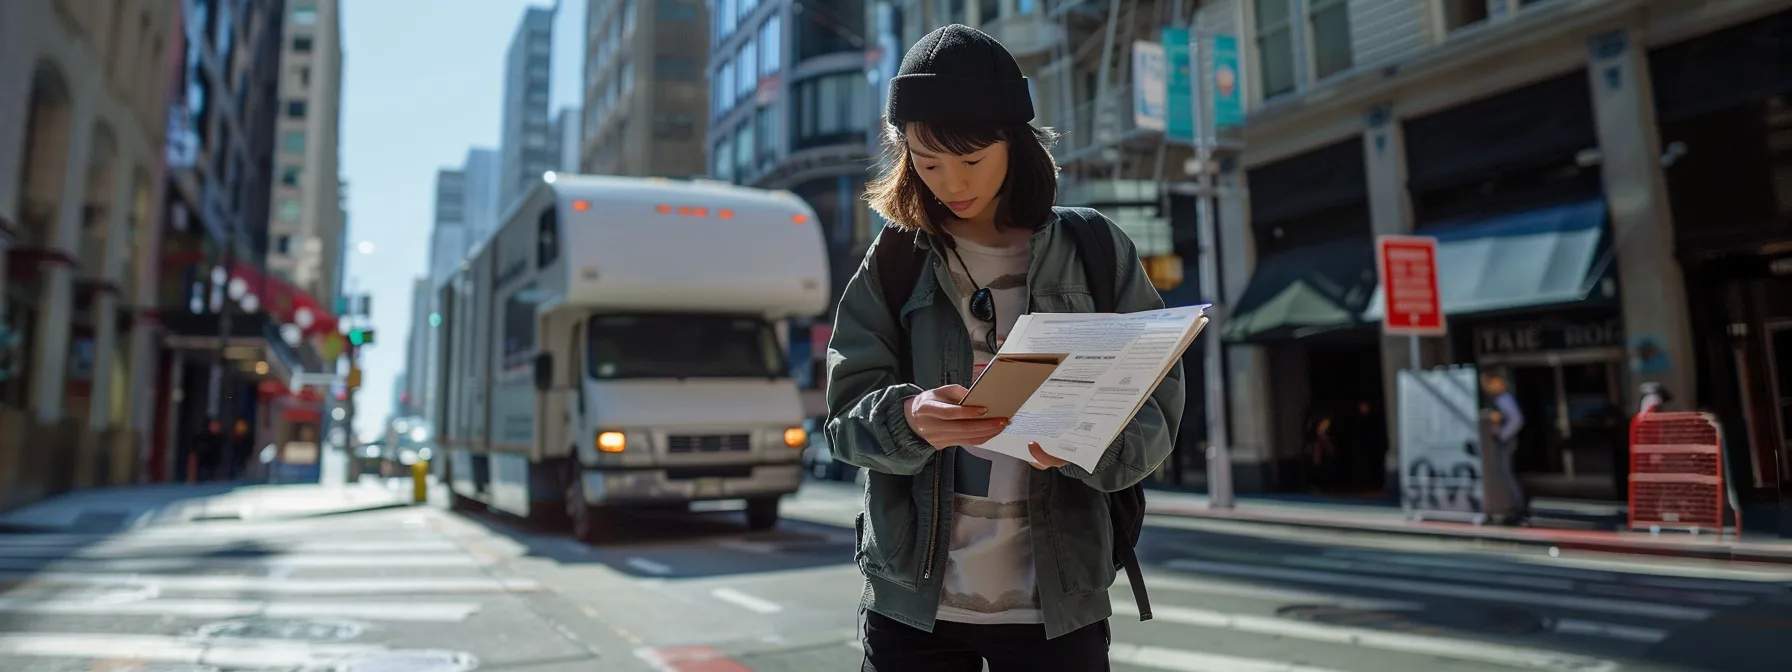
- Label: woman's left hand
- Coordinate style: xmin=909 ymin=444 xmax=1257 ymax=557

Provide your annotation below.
xmin=1026 ymin=442 xmax=1069 ymax=470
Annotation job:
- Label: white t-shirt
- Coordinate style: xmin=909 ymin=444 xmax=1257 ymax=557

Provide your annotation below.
xmin=934 ymin=236 xmax=1041 ymax=625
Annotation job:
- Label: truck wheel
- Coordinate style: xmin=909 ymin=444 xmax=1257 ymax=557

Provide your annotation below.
xmin=745 ymin=497 xmax=779 ymax=531
xmin=566 ymin=473 xmax=617 ymax=544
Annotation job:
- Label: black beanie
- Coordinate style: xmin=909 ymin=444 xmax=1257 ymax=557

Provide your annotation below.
xmin=886 ymin=24 xmax=1034 ymax=125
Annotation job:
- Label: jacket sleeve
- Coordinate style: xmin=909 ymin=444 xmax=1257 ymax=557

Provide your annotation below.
xmin=822 ymin=237 xmax=940 ymax=476
xmin=1057 ymin=215 xmax=1188 ymax=492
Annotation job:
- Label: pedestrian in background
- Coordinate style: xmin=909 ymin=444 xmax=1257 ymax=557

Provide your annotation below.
xmin=825 ymin=24 xmax=1184 ymax=672
xmin=1481 ymin=371 xmax=1527 ymax=524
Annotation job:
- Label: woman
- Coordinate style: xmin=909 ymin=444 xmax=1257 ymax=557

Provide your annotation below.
xmin=824 ymin=24 xmax=1185 ymax=671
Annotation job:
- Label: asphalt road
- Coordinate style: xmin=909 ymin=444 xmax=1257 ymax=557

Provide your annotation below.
xmin=0 ymin=478 xmax=1788 ymax=671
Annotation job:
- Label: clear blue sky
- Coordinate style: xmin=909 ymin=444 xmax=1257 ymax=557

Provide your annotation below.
xmin=340 ymin=0 xmax=585 ymax=440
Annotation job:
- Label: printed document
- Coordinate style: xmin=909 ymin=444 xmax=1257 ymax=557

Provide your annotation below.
xmin=968 ymin=304 xmax=1210 ymax=471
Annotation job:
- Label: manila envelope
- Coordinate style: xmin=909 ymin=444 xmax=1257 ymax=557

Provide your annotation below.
xmin=959 ymin=354 xmax=1068 ymax=419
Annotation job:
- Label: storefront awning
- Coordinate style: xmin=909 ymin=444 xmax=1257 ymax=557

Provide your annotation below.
xmin=1222 ymin=237 xmax=1379 ymax=343
xmin=1363 ymin=199 xmax=1610 ymax=321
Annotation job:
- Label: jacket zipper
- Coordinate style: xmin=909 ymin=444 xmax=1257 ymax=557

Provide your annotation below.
xmin=923 ymin=462 xmax=940 ymax=579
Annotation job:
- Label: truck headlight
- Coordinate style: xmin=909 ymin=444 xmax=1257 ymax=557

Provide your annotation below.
xmin=783 ymin=427 xmax=808 ymax=448
xmin=596 ymin=431 xmax=627 ymax=453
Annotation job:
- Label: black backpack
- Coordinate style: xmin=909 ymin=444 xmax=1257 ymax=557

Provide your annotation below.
xmin=872 ymin=205 xmax=1153 ymax=622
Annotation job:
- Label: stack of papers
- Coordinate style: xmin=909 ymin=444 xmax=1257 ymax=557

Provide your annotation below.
xmin=961 ymin=304 xmax=1211 ymax=471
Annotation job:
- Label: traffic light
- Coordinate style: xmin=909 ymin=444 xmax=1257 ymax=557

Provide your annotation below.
xmin=347 ymin=366 xmax=363 ymax=391
xmin=348 ymin=328 xmax=375 ymax=346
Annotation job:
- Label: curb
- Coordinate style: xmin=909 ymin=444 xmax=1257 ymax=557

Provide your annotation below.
xmin=1148 ymin=505 xmax=1792 ymax=566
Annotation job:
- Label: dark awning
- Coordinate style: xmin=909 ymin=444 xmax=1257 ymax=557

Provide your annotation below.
xmin=1364 ymin=199 xmax=1611 ymax=321
xmin=1222 ymin=237 xmax=1379 ymax=343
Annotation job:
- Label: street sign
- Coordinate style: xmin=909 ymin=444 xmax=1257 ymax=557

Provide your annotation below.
xmin=1376 ymin=235 xmax=1445 ymax=336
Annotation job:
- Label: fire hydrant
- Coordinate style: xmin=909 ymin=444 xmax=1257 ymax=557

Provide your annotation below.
xmin=412 ymin=459 xmax=429 ymax=504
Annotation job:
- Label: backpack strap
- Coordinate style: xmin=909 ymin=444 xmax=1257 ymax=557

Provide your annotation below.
xmin=872 ymin=224 xmax=927 ymax=383
xmin=1053 ymin=206 xmax=1119 ymax=312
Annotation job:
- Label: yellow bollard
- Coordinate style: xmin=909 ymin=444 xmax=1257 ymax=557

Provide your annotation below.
xmin=412 ymin=459 xmax=429 ymax=504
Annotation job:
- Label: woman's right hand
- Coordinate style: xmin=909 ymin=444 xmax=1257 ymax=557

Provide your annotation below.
xmin=904 ymin=384 xmax=1010 ymax=450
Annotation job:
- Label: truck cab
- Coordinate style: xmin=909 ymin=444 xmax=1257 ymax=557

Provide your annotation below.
xmin=438 ymin=174 xmax=831 ymax=542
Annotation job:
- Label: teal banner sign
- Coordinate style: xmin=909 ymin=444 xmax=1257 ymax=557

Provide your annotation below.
xmin=1211 ymin=34 xmax=1243 ymax=129
xmin=1161 ymin=27 xmax=1192 ymax=142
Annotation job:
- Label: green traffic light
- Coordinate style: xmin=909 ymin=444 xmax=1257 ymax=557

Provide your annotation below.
xmin=429 ymin=313 xmax=442 ymax=328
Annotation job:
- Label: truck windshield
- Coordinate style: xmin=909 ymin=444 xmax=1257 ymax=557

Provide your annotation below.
xmin=587 ymin=314 xmax=786 ymax=380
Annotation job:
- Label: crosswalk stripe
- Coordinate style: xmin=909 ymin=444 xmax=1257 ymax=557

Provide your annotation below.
xmin=0 ymin=596 xmax=481 ymax=621
xmin=1109 ymin=642 xmax=1346 ymax=672
xmin=709 ymin=587 xmax=783 ymax=614
xmin=0 ymin=553 xmax=482 ymax=573
xmin=0 ymin=632 xmax=478 ymax=669
xmin=1167 ymin=559 xmax=1713 ymax=621
xmin=0 ymin=571 xmax=539 ymax=594
xmin=1552 ymin=618 xmax=1669 ymax=643
xmin=0 ymin=540 xmax=461 ymax=558
xmin=1113 ymin=603 xmax=1618 ymax=672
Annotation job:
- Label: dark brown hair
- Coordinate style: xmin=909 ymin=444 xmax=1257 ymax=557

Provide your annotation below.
xmin=863 ymin=118 xmax=1061 ymax=237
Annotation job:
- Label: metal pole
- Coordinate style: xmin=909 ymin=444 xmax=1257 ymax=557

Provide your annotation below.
xmin=1189 ymin=24 xmax=1234 ymax=510
xmin=1409 ymin=334 xmax=1420 ymax=371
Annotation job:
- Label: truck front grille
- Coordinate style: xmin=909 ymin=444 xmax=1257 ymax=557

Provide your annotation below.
xmin=666 ymin=434 xmax=752 ymax=454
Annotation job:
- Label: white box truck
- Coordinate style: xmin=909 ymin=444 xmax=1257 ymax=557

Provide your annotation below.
xmin=433 ymin=173 xmax=831 ymax=542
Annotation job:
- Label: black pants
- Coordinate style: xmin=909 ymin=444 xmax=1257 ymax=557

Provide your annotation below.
xmin=859 ymin=609 xmax=1110 ymax=671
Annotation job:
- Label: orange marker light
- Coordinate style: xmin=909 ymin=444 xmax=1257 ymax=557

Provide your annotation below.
xmin=572 ymin=200 xmax=591 ymax=211
xmin=656 ymin=204 xmax=672 ymax=214
xmin=691 ymin=207 xmax=709 ymax=217
xmin=718 ymin=209 xmax=734 ymax=219
xmin=792 ymin=213 xmax=809 ymax=224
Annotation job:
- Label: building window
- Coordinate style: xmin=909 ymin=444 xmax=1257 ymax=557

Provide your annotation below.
xmin=714 ymin=136 xmax=734 ymax=181
xmin=980 ymin=0 xmax=999 ymax=24
xmin=282 ymin=131 xmax=306 ymax=153
xmin=537 ymin=207 xmax=559 ymax=268
xmin=1308 ymin=0 xmax=1353 ymax=80
xmin=793 ymin=72 xmax=870 ymax=151
xmin=293 ymin=34 xmax=314 ymax=53
xmin=1441 ymin=0 xmax=1491 ymax=32
xmin=759 ymin=15 xmax=781 ymax=75
xmin=658 ymin=0 xmax=697 ymax=21
xmin=734 ymin=123 xmax=754 ymax=181
xmin=619 ymin=58 xmax=634 ymax=93
xmin=1253 ymin=0 xmax=1296 ymax=98
xmin=622 ymin=0 xmax=637 ymax=32
xmin=279 ymin=198 xmax=302 ymax=222
xmin=656 ymin=56 xmax=698 ymax=80
xmin=281 ymin=165 xmax=302 ymax=186
xmin=654 ymin=113 xmax=695 ymax=140
xmin=717 ymin=0 xmax=736 ymax=40
xmin=275 ymin=235 xmax=293 ymax=254
xmin=292 ymin=0 xmax=317 ymax=25
xmin=287 ymin=99 xmax=307 ymax=118
xmin=796 ymin=0 xmax=863 ymax=61
xmin=737 ymin=39 xmax=757 ymax=100
xmin=298 ymin=66 xmax=310 ymax=88
xmin=1017 ymin=0 xmax=1036 ymax=14
xmin=717 ymin=60 xmax=735 ymax=115
xmin=756 ymin=105 xmax=777 ymax=165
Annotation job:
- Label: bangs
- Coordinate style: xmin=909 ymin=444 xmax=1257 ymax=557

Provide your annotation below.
xmin=904 ymin=120 xmax=1008 ymax=156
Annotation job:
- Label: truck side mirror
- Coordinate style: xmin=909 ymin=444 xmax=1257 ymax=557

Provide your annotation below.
xmin=534 ymin=352 xmax=554 ymax=392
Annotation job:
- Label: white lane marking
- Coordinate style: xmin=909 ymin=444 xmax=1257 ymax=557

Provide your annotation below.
xmin=710 ymin=587 xmax=783 ymax=614
xmin=1109 ymin=642 xmax=1346 ymax=672
xmin=1552 ymin=618 xmax=1670 ymax=644
xmin=1113 ymin=603 xmax=1618 ymax=672
xmin=0 ymin=540 xmax=460 ymax=557
xmin=1323 ymin=547 xmax=1789 ymax=596
xmin=0 ymin=553 xmax=481 ymax=572
xmin=0 ymin=632 xmax=474 ymax=669
xmin=1284 ymin=554 xmax=1577 ymax=591
xmin=0 ymin=571 xmax=540 ymax=594
xmin=626 ymin=557 xmax=673 ymax=575
xmin=0 ymin=597 xmax=481 ymax=621
xmin=1167 ymin=559 xmax=1713 ymax=622
xmin=1116 ymin=572 xmax=1422 ymax=611
xmin=713 ymin=539 xmax=782 ymax=554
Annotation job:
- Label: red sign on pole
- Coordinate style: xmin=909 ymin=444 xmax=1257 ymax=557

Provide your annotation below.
xmin=1377 ymin=235 xmax=1445 ymax=336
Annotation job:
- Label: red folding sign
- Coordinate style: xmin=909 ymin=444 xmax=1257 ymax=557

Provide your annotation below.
xmin=1377 ymin=235 xmax=1446 ymax=336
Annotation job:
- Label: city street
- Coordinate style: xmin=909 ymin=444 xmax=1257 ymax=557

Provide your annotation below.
xmin=0 ymin=479 xmax=1786 ymax=671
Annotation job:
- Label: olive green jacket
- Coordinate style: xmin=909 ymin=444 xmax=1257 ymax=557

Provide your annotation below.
xmin=823 ymin=212 xmax=1186 ymax=639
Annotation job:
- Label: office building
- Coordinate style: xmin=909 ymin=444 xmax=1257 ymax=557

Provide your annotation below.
xmin=581 ymin=0 xmax=709 ymax=177
xmin=500 ymin=6 xmax=558 ymax=213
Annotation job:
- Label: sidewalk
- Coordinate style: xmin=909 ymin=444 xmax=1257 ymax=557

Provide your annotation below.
xmin=0 ymin=479 xmax=416 ymax=534
xmin=1144 ymin=489 xmax=1792 ymax=566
